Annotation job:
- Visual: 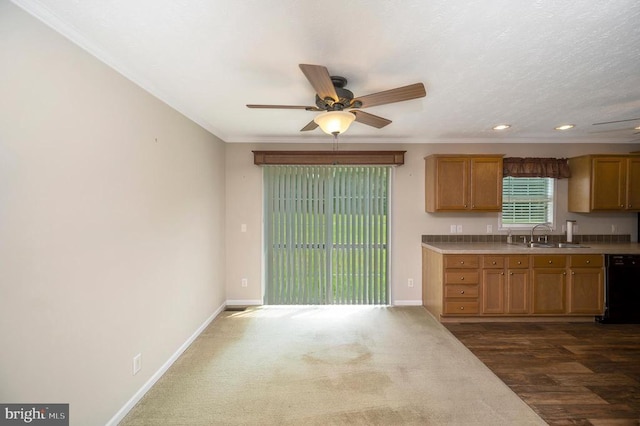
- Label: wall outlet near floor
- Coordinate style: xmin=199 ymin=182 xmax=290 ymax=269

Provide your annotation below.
xmin=611 ymin=224 xmax=618 ymax=234
xmin=456 ymin=225 xmax=463 ymax=233
xmin=241 ymin=278 xmax=248 ymax=287
xmin=408 ymin=278 xmax=414 ymax=288
xmin=133 ymin=353 xmax=141 ymax=375
xmin=450 ymin=224 xmax=457 ymax=233
xmin=486 ymin=225 xmax=493 ymax=233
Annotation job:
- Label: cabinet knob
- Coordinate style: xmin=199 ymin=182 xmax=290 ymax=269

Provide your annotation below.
xmin=548 ymin=260 xmax=553 ymax=264
xmin=621 ymin=204 xmax=624 ymax=208
xmin=509 ymin=272 xmax=513 ymax=275
xmin=517 ymin=261 xmax=522 ymax=265
xmin=563 ymin=271 xmax=567 ymax=275
xmin=571 ymin=271 xmax=575 ymax=275
xmin=586 ymin=260 xmax=590 ymax=264
xmin=501 ymin=272 xmax=504 ymax=275
xmin=460 ymin=306 xmax=464 ymax=310
xmin=460 ymin=290 xmax=465 ymax=294
xmin=492 ymin=261 xmax=497 ymax=265
xmin=460 ymin=277 xmax=464 ymax=280
xmin=460 ymin=261 xmax=464 ymax=265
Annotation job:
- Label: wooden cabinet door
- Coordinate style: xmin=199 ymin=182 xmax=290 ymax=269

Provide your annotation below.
xmin=567 ymin=268 xmax=604 ymax=314
xmin=626 ymin=157 xmax=640 ymax=211
xmin=470 ymin=157 xmax=503 ymax=211
xmin=482 ymin=269 xmax=505 ymax=314
xmin=592 ymin=157 xmax=625 ymax=210
xmin=435 ymin=157 xmax=469 ymax=210
xmin=506 ymin=269 xmax=529 ymax=314
xmin=531 ymin=269 xmax=566 ymax=314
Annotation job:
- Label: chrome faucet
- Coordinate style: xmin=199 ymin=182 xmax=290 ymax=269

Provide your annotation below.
xmin=531 ymin=223 xmax=552 ymax=243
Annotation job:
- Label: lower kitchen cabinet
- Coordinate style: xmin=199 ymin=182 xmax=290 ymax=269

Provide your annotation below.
xmin=422 ymin=248 xmax=604 ymax=321
xmin=531 ymin=255 xmax=567 ymax=314
xmin=481 ymin=255 xmax=529 ymax=314
xmin=567 ymin=255 xmax=604 ymax=314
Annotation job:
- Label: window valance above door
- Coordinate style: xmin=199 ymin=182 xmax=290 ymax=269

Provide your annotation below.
xmin=253 ymin=150 xmax=406 ymax=166
xmin=503 ymin=157 xmax=571 ymax=179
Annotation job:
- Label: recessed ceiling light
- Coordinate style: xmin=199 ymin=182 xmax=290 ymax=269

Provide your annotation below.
xmin=555 ymin=124 xmax=575 ymax=131
xmin=493 ymin=124 xmax=511 ymax=130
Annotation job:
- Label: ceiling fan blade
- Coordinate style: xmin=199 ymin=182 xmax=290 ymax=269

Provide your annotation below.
xmin=354 ymin=83 xmax=426 ymax=108
xmin=247 ymin=104 xmax=320 ymax=110
xmin=351 ymin=110 xmax=392 ymax=129
xmin=592 ymin=117 xmax=640 ymax=125
xmin=299 ymin=64 xmax=339 ymax=102
xmin=588 ymin=127 xmax=636 ymax=134
xmin=300 ymin=120 xmax=318 ymax=131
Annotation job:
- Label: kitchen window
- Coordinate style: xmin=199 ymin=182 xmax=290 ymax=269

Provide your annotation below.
xmin=501 ymin=177 xmax=555 ymax=229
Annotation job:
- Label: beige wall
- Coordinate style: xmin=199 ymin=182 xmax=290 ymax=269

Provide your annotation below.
xmin=0 ymin=2 xmax=226 ymax=425
xmin=225 ymin=142 xmax=638 ymax=304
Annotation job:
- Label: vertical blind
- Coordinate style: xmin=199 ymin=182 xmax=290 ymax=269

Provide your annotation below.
xmin=263 ymin=165 xmax=390 ymax=305
xmin=502 ymin=177 xmax=554 ymax=225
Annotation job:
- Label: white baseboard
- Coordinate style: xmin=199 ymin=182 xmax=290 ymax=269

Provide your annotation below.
xmin=226 ymin=299 xmax=263 ymax=306
xmin=392 ymin=300 xmax=423 ymax=306
xmin=105 ymin=302 xmax=226 ymax=426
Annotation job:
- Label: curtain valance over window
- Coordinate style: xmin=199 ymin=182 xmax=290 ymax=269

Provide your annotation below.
xmin=503 ymin=157 xmax=571 ymax=179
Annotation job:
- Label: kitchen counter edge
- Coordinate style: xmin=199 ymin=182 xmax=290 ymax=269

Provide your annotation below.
xmin=421 ymin=242 xmax=640 ymax=255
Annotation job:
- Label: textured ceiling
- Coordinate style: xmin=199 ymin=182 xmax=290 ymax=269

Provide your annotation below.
xmin=13 ymin=0 xmax=640 ymax=144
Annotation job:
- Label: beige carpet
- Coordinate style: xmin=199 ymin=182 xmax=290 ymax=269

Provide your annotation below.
xmin=120 ymin=306 xmax=545 ymax=425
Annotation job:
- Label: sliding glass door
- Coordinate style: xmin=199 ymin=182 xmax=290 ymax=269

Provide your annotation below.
xmin=263 ymin=165 xmax=390 ymax=305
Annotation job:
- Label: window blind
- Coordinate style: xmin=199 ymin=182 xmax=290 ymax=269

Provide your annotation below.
xmin=264 ymin=165 xmax=390 ymax=305
xmin=502 ymin=177 xmax=554 ymax=225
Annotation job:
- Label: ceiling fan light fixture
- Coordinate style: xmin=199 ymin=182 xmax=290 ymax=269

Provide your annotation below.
xmin=314 ymin=110 xmax=355 ymax=135
xmin=492 ymin=124 xmax=511 ymax=130
xmin=555 ymin=124 xmax=575 ymax=131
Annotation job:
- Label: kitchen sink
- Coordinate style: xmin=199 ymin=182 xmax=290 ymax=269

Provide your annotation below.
xmin=523 ymin=242 xmax=590 ymax=248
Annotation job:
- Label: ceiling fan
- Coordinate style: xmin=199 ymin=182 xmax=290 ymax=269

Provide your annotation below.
xmin=247 ymin=64 xmax=426 ymax=135
xmin=590 ymin=117 xmax=640 ymax=141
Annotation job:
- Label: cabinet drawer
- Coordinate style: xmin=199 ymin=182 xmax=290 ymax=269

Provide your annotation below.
xmin=445 ymin=271 xmax=479 ymax=284
xmin=445 ymin=301 xmax=479 ymax=314
xmin=508 ymin=255 xmax=529 ymax=268
xmin=445 ymin=284 xmax=479 ymax=298
xmin=483 ymin=256 xmax=504 ymax=268
xmin=533 ymin=255 xmax=566 ymax=268
xmin=444 ymin=255 xmax=479 ymax=269
xmin=570 ymin=254 xmax=603 ymax=268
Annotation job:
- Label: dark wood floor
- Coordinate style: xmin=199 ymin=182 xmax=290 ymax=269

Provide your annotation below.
xmin=445 ymin=322 xmax=640 ymax=426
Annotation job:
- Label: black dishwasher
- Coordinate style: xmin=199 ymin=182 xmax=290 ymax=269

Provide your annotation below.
xmin=598 ymin=254 xmax=640 ymax=323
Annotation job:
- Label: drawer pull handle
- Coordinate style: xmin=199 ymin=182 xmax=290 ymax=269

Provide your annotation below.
xmin=492 ymin=261 xmax=497 ymax=265
xmin=548 ymin=260 xmax=553 ymax=264
xmin=460 ymin=261 xmax=465 ymax=265
xmin=460 ymin=306 xmax=464 ymax=310
xmin=460 ymin=290 xmax=465 ymax=294
xmin=517 ymin=261 xmax=522 ymax=264
xmin=586 ymin=260 xmax=590 ymax=264
xmin=460 ymin=277 xmax=464 ymax=280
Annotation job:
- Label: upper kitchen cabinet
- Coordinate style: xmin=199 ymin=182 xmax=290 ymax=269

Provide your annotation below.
xmin=568 ymin=155 xmax=640 ymax=212
xmin=425 ymin=155 xmax=504 ymax=212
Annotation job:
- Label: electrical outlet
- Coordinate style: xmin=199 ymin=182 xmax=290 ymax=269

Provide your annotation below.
xmin=133 ymin=353 xmax=141 ymax=375
xmin=408 ymin=278 xmax=414 ymax=288
xmin=241 ymin=278 xmax=248 ymax=287
xmin=450 ymin=225 xmax=456 ymax=233
xmin=456 ymin=225 xmax=463 ymax=233
xmin=612 ymin=224 xmax=617 ymax=234
xmin=486 ymin=225 xmax=493 ymax=233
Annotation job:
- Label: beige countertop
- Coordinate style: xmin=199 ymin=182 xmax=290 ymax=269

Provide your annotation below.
xmin=422 ymin=242 xmax=640 ymax=255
